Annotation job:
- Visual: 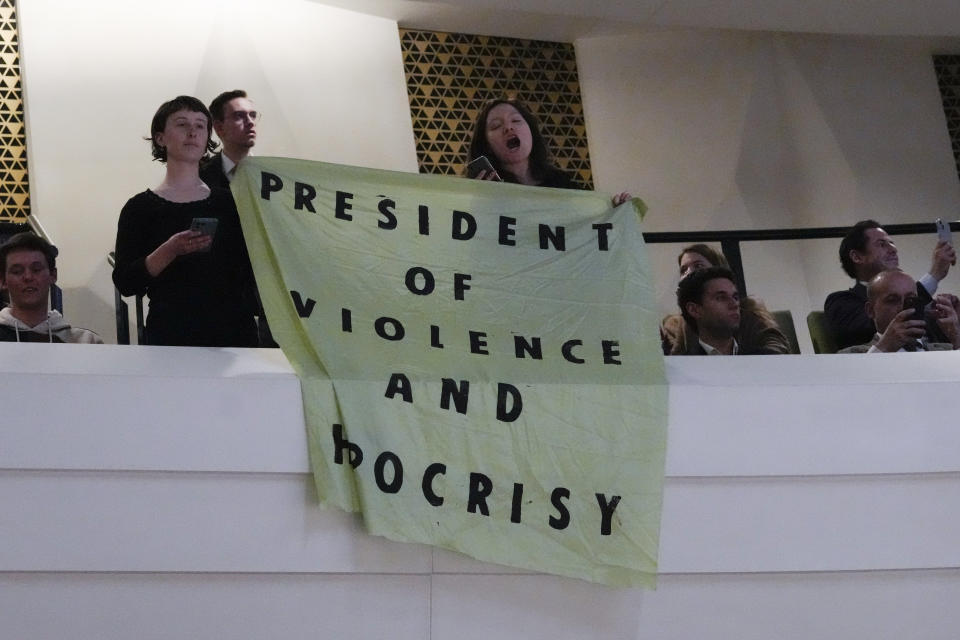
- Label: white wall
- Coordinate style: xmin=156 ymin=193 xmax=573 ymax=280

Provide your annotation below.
xmin=19 ymin=0 xmax=418 ymax=342
xmin=4 ymin=345 xmax=960 ymax=638
xmin=577 ymin=30 xmax=960 ymax=352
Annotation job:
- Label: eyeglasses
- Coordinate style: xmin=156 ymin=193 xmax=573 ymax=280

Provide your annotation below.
xmin=229 ymin=110 xmax=261 ymax=124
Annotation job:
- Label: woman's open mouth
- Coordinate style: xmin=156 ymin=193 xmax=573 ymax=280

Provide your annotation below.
xmin=506 ymin=136 xmax=521 ymax=150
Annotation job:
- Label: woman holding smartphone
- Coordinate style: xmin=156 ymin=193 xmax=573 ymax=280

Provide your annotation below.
xmin=112 ymin=95 xmax=258 ymax=347
xmin=466 ymin=98 xmax=630 ymax=205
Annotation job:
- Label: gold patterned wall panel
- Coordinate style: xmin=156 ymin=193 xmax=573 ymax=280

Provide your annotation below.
xmin=0 ymin=0 xmax=27 ymax=223
xmin=400 ymin=29 xmax=593 ymax=189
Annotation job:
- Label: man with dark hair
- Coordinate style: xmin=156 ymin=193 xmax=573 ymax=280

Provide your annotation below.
xmin=839 ymin=269 xmax=960 ymax=353
xmin=825 ymin=219 xmax=955 ymax=349
xmin=675 ymin=266 xmax=745 ymax=355
xmin=200 ymin=89 xmax=258 ymax=188
xmin=0 ymin=233 xmax=101 ymax=343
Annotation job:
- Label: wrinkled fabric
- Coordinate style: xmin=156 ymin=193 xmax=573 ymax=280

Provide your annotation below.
xmin=232 ymin=157 xmax=668 ymax=587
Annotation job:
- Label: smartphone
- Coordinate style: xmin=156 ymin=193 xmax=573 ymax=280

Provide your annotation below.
xmin=935 ymin=218 xmax=956 ymax=266
xmin=466 ymin=155 xmax=501 ymax=181
xmin=904 ymin=296 xmax=927 ymax=321
xmin=190 ymin=217 xmax=218 ymax=252
xmin=936 ymin=218 xmax=952 ymax=244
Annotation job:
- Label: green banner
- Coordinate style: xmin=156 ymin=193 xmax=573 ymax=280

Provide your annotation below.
xmin=233 ymin=157 xmax=668 ymax=587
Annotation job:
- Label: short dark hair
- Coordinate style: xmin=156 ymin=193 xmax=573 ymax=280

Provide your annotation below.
xmin=676 ymin=265 xmax=737 ymax=330
xmin=678 ymin=243 xmax=729 ymax=269
xmin=208 ymin=89 xmax=248 ymax=122
xmin=839 ymin=219 xmax=882 ymax=279
xmin=467 ymin=98 xmax=559 ymax=184
xmin=0 ymin=232 xmax=58 ymax=275
xmin=148 ymin=95 xmax=218 ymax=162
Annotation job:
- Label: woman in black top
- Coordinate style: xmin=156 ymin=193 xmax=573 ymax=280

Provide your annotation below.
xmin=112 ymin=96 xmax=257 ymax=347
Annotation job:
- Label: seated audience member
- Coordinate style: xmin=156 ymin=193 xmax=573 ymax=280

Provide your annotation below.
xmin=0 ymin=233 xmax=102 ymax=343
xmin=839 ymin=269 xmax=960 ymax=352
xmin=674 ymin=266 xmax=772 ymax=355
xmin=112 ymin=95 xmax=258 ymax=347
xmin=825 ymin=219 xmax=955 ymax=350
xmin=466 ymin=98 xmax=630 ymax=206
xmin=662 ymin=244 xmax=789 ymax=355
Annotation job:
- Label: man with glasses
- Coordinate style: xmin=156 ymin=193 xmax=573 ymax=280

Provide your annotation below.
xmin=201 ymin=90 xmax=277 ymax=347
xmin=201 ymin=89 xmax=260 ymax=188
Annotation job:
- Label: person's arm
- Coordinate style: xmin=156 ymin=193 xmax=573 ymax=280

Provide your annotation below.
xmin=928 ymin=240 xmax=956 ymax=283
xmin=933 ymin=294 xmax=960 ymax=349
xmin=112 ymin=196 xmax=211 ymax=296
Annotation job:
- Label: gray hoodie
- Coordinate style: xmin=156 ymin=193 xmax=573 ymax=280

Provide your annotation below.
xmin=0 ymin=307 xmax=102 ymax=343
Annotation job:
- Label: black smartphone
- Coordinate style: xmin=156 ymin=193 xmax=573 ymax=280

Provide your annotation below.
xmin=190 ymin=217 xmax=218 ymax=252
xmin=466 ymin=156 xmax=501 ymax=181
xmin=904 ymin=296 xmax=926 ymax=321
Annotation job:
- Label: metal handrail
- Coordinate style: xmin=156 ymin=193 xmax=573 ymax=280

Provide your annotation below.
xmin=642 ymin=220 xmax=959 ymax=297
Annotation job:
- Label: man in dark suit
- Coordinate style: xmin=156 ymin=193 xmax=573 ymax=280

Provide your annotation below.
xmin=824 ymin=219 xmax=955 ymax=349
xmin=200 ymin=89 xmax=258 ymax=189
xmin=839 ymin=269 xmax=959 ymax=353
xmin=201 ymin=90 xmax=277 ymax=347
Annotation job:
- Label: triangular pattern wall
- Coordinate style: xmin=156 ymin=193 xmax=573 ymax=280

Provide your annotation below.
xmin=399 ymin=29 xmax=593 ymax=189
xmin=934 ymin=55 xmax=960 ymax=183
xmin=0 ymin=0 xmax=26 ymax=223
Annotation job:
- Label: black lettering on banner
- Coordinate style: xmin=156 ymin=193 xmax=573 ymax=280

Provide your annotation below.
xmin=496 ymin=383 xmax=523 ymax=422
xmin=422 ymin=462 xmax=446 ymax=507
xmin=374 ymin=451 xmax=403 ymax=493
xmin=294 ymin=182 xmax=317 ymax=213
xmin=341 ymin=308 xmax=352 ymax=332
xmin=452 ymin=210 xmax=477 ymax=240
xmin=602 ymin=340 xmax=622 ymax=365
xmin=384 ymin=373 xmax=413 ymax=403
xmin=510 ymin=482 xmax=524 ymax=523
xmin=440 ymin=378 xmax=469 ymax=414
xmin=514 ymin=335 xmax=542 ymax=360
xmin=539 ymin=224 xmax=566 ymax=251
xmin=467 ymin=472 xmax=493 ymax=516
xmin=335 ymin=191 xmax=354 ymax=220
xmin=405 ymin=267 xmax=435 ymax=296
xmin=596 ymin=493 xmax=622 ymax=536
xmin=469 ymin=330 xmax=488 ymax=355
xmin=593 ymin=223 xmax=613 ymax=251
xmin=561 ymin=339 xmax=585 ymax=364
xmin=430 ymin=325 xmax=444 ymax=349
xmin=453 ymin=273 xmax=471 ymax=301
xmin=332 ymin=423 xmax=363 ymax=468
xmin=418 ymin=205 xmax=430 ymax=235
xmin=549 ymin=487 xmax=571 ymax=530
xmin=260 ymin=172 xmax=283 ymax=200
xmin=499 ymin=216 xmax=517 ymax=246
xmin=377 ymin=197 xmax=398 ymax=230
xmin=375 ymin=317 xmax=405 ymax=341
xmin=290 ymin=291 xmax=316 ymax=318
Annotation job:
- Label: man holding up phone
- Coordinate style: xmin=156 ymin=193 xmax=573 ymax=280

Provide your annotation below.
xmin=839 ymin=269 xmax=960 ymax=352
xmin=825 ymin=219 xmax=957 ymax=350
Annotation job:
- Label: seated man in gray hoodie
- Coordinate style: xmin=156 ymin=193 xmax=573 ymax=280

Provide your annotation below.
xmin=0 ymin=232 xmax=102 ymax=343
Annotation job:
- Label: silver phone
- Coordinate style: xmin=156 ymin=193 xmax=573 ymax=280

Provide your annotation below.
xmin=935 ymin=218 xmax=952 ymax=245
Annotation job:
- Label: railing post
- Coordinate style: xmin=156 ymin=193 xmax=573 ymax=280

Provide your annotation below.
xmin=720 ymin=239 xmax=747 ymax=297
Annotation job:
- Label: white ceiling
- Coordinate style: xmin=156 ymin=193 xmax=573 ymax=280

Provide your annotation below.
xmin=317 ymin=0 xmax=960 ymax=42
